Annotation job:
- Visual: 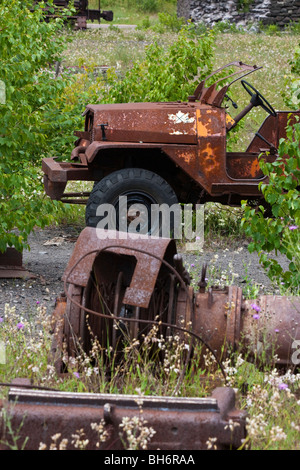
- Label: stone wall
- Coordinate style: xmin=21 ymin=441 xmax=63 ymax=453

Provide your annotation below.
xmin=177 ymin=0 xmax=300 ymax=28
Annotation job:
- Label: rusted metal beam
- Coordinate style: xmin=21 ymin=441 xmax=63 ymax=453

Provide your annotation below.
xmin=42 ymin=158 xmax=100 ymax=201
xmin=0 ymin=381 xmax=246 ymax=450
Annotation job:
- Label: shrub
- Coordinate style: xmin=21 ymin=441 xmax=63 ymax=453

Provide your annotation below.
xmin=241 ymin=120 xmax=300 ymax=293
xmin=105 ymin=25 xmax=216 ymax=103
xmin=0 ymin=0 xmax=73 ymax=252
xmin=282 ymin=42 xmax=300 ymax=110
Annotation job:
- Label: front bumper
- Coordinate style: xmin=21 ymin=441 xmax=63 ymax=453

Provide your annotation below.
xmin=42 ymin=157 xmax=96 ymax=204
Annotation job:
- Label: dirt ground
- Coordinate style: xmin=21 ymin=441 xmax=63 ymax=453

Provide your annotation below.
xmin=0 ymin=225 xmax=289 ymax=319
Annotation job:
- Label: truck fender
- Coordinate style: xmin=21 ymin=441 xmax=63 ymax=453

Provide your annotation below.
xmin=85 ymin=141 xmax=164 ymax=163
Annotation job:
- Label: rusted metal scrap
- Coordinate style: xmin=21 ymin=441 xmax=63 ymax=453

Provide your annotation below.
xmin=51 ymin=227 xmax=300 ymax=371
xmin=0 ymin=248 xmax=35 ymax=279
xmin=0 ymin=379 xmax=246 ymax=450
xmin=32 ymin=1 xmax=113 ymax=30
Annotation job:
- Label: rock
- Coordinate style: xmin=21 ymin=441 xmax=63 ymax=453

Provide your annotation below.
xmin=180 ymin=0 xmax=300 ymax=28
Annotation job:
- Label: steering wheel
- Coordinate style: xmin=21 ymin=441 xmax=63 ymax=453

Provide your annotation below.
xmin=241 ymin=80 xmax=277 ymax=117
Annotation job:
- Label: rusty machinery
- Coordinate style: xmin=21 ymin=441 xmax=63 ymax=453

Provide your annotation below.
xmin=42 ymin=62 xmax=300 ymax=224
xmin=32 ymin=0 xmax=113 ymax=29
xmin=0 ymin=379 xmax=247 ymax=451
xmin=40 ymin=61 xmax=300 ymax=368
xmin=49 ymin=227 xmax=300 ymax=372
xmin=1 ymin=227 xmax=299 ymax=450
xmin=0 ymin=248 xmax=35 ymax=279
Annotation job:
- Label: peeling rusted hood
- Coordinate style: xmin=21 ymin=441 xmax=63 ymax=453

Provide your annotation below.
xmin=81 ymin=62 xmax=260 ymax=148
xmin=83 ymin=101 xmax=219 ymax=146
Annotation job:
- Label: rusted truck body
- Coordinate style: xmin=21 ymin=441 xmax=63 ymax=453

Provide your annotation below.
xmin=34 ymin=0 xmax=113 ymax=29
xmin=42 ymin=62 xmax=300 ymax=230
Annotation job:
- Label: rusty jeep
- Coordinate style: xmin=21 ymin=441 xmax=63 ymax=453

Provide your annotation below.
xmin=42 ymin=61 xmax=300 ymax=233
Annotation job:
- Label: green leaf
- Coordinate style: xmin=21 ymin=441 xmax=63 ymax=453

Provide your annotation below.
xmin=0 ymin=0 xmax=72 ymax=252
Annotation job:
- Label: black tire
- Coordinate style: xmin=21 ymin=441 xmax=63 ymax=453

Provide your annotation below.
xmin=85 ymin=168 xmax=179 ymax=236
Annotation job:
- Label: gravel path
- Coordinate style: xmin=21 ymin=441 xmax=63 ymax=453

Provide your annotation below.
xmin=0 ymin=227 xmax=79 ymax=318
xmin=0 ymin=225 xmax=289 ymax=319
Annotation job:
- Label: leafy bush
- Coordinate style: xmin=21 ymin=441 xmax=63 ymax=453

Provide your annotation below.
xmin=263 ymin=24 xmax=281 ymax=35
xmin=282 ymin=42 xmax=300 ymax=110
xmin=105 ymin=25 xmax=216 ymax=103
xmin=43 ymin=67 xmax=106 ymax=159
xmin=242 ymin=42 xmax=300 ymax=293
xmin=241 ymin=120 xmax=300 ymax=293
xmin=291 ymin=44 xmax=300 ymax=75
xmin=154 ymin=12 xmax=186 ymax=32
xmin=285 ymin=21 xmax=300 ymax=35
xmin=0 ymin=0 xmax=75 ymax=252
xmin=237 ymin=0 xmax=254 ymax=12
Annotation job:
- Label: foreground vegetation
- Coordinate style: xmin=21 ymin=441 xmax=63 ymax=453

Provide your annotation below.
xmin=0 ymin=0 xmax=300 ymax=450
xmin=0 ymin=302 xmax=299 ymax=450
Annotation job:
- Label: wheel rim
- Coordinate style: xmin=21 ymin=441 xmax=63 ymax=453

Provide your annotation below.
xmin=113 ymin=190 xmax=160 ymax=235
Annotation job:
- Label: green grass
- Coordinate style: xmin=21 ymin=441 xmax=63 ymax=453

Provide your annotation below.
xmin=213 ymin=32 xmax=299 ymax=150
